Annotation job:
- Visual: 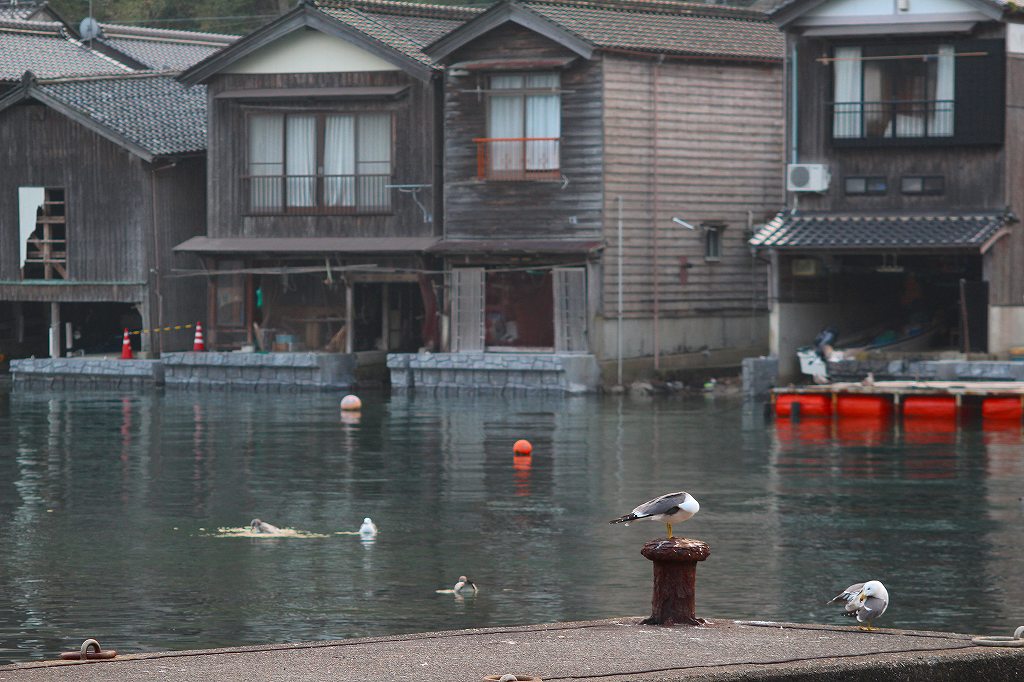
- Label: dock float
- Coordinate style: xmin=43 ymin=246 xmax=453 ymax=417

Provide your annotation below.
xmin=773 ymin=380 xmax=1024 ymax=423
xmin=3 ymin=619 xmax=1023 ymax=681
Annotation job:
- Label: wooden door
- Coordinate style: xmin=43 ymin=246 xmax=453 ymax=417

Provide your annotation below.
xmin=451 ymin=268 xmax=484 ymax=352
xmin=553 ymin=267 xmax=587 ymax=352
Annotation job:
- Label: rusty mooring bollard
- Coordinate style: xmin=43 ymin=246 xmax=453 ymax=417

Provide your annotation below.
xmin=640 ymin=537 xmax=710 ymax=626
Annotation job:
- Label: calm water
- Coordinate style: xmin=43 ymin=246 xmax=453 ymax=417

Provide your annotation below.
xmin=1 ymin=382 xmax=1022 ymax=665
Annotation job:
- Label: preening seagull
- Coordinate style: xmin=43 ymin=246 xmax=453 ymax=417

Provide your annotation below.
xmin=609 ymin=491 xmax=699 ymax=539
xmin=453 ymin=575 xmax=478 ymax=594
xmin=828 ymin=580 xmax=889 ymax=631
xmin=250 ymin=518 xmax=281 ymax=534
xmin=359 ymin=517 xmax=378 ymax=536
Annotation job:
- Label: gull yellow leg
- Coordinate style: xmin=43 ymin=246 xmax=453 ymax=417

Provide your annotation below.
xmin=666 ymin=523 xmax=673 ymax=538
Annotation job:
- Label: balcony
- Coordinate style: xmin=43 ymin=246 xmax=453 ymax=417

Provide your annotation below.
xmin=830 ymin=100 xmax=954 ymax=144
xmin=474 ymin=138 xmax=561 ymax=181
xmin=243 ymin=174 xmax=392 ymax=215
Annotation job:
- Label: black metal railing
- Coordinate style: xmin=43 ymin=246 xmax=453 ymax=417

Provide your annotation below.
xmin=831 ymin=100 xmax=954 ymax=140
xmin=243 ymin=174 xmax=392 ymax=214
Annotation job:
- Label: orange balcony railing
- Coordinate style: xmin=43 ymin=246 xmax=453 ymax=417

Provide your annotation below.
xmin=474 ymin=137 xmax=561 ymax=181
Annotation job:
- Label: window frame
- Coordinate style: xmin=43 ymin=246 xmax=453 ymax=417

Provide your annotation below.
xmin=243 ymin=110 xmax=395 ymax=216
xmin=476 ymin=71 xmax=562 ymax=180
xmin=844 ymin=176 xmax=888 ymax=196
xmin=702 ymin=222 xmax=725 ymax=262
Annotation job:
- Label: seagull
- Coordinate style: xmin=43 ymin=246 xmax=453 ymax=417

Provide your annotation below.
xmin=609 ymin=491 xmax=699 ymax=538
xmin=453 ymin=575 xmax=478 ymax=594
xmin=359 ymin=517 xmax=378 ymax=536
xmin=250 ymin=518 xmax=281 ymax=534
xmin=828 ymin=580 xmax=889 ymax=631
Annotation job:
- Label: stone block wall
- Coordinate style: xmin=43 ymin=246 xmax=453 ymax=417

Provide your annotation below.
xmin=387 ymin=352 xmax=600 ymax=393
xmin=162 ymin=352 xmax=357 ymax=391
xmin=11 ymin=357 xmax=163 ymax=390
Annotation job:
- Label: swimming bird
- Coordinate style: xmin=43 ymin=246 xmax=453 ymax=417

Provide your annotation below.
xmin=453 ymin=575 xmax=478 ymax=594
xmin=828 ymin=580 xmax=889 ymax=631
xmin=609 ymin=491 xmax=699 ymax=539
xmin=359 ymin=517 xmax=378 ymax=536
xmin=250 ymin=518 xmax=281 ymax=534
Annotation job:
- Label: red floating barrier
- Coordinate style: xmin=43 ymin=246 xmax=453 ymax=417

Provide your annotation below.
xmin=775 ymin=393 xmax=831 ymax=418
xmin=837 ymin=394 xmax=892 ymax=418
xmin=982 ymin=396 xmax=1023 ymax=421
xmin=903 ymin=395 xmax=957 ymax=419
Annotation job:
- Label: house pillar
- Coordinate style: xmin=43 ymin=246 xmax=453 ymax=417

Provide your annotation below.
xmin=49 ymin=302 xmax=60 ymax=358
xmin=345 ymin=280 xmax=354 ymax=354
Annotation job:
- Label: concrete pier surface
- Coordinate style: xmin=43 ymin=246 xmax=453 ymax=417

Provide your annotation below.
xmin=3 ymin=618 xmax=1023 ymax=681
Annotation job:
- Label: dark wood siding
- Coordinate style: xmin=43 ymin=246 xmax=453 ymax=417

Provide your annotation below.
xmin=0 ymin=102 xmax=151 ymax=285
xmin=206 ymin=71 xmax=439 ymax=239
xmin=441 ymin=24 xmax=604 ymax=241
xmin=791 ymin=34 xmax=1006 ymax=213
xmin=602 ymin=55 xmax=782 ymax=318
xmin=992 ymin=43 xmax=1024 ymax=307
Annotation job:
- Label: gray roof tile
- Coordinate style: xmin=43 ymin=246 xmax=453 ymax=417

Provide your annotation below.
xmin=36 ymin=75 xmax=207 ymax=156
xmin=750 ymin=211 xmax=1012 ymax=250
xmin=0 ymin=23 xmax=133 ymax=81
xmin=96 ymin=24 xmax=236 ymax=71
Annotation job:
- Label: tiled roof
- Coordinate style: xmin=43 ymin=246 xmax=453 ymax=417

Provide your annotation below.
xmin=753 ymin=0 xmax=1008 ymax=18
xmin=34 ymin=74 xmax=207 ymax=156
xmin=0 ymin=5 xmax=38 ymax=21
xmin=749 ymin=211 xmax=1012 ymax=250
xmin=0 ymin=21 xmax=133 ymax=81
xmin=97 ymin=25 xmax=236 ymax=70
xmin=521 ymin=0 xmax=783 ymax=61
xmin=315 ymin=0 xmax=478 ymax=67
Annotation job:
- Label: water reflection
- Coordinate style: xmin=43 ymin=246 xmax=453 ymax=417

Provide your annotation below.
xmin=0 ymin=387 xmax=1022 ymax=664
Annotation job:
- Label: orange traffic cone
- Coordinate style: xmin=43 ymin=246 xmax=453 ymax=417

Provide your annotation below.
xmin=121 ymin=328 xmax=133 ymax=359
xmin=193 ymin=322 xmax=206 ymax=352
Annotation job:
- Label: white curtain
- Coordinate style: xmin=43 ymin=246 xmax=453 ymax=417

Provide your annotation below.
xmin=931 ymin=44 xmax=955 ymax=136
xmin=357 ymin=113 xmax=392 ymax=209
xmin=489 ymin=74 xmax=524 ymax=172
xmin=525 ymin=73 xmax=559 ymax=170
xmin=324 ymin=115 xmax=355 ymax=207
xmin=286 ymin=115 xmax=316 ymax=207
xmin=248 ymin=114 xmax=283 ymax=210
xmin=833 ymin=46 xmax=862 ymax=138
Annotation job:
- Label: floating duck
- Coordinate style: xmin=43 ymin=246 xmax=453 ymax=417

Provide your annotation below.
xmin=453 ymin=575 xmax=478 ymax=594
xmin=250 ymin=518 xmax=281 ymax=534
xmin=359 ymin=517 xmax=378 ymax=536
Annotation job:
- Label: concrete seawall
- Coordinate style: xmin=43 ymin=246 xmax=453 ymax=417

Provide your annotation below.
xmin=3 ymin=618 xmax=1022 ymax=681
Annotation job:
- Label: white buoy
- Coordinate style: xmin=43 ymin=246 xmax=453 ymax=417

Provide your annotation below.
xmin=340 ymin=394 xmax=362 ymax=411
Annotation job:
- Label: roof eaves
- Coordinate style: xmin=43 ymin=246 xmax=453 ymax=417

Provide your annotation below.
xmin=424 ymin=0 xmax=595 ymax=63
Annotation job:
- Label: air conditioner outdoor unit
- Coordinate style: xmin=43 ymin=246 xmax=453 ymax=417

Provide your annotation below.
xmin=786 ymin=163 xmax=830 ymax=192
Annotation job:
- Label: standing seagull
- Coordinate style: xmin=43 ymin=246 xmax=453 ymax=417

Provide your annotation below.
xmin=609 ymin=491 xmax=699 ymax=539
xmin=828 ymin=580 xmax=889 ymax=631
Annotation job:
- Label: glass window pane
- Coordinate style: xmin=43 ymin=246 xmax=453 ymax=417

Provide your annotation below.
xmin=286 ymin=115 xmax=316 ymax=207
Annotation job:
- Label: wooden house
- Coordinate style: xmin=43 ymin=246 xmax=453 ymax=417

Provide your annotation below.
xmin=0 ymin=72 xmax=209 ymax=356
xmin=176 ymin=0 xmax=476 ymax=358
xmin=420 ymin=0 xmax=785 ymax=384
xmin=751 ymin=0 xmax=1024 ymax=378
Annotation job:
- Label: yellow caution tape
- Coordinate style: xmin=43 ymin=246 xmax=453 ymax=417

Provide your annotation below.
xmin=127 ymin=323 xmax=197 ymax=336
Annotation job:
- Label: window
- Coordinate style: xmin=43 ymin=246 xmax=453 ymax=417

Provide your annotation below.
xmin=476 ymin=72 xmax=561 ymax=180
xmin=246 ymin=112 xmax=392 ymax=214
xmin=703 ymin=224 xmax=723 ymax=261
xmin=844 ymin=176 xmax=888 ymax=195
xmin=901 ymin=175 xmax=945 ymax=195
xmin=20 ymin=187 xmax=66 ymax=280
xmin=833 ymin=43 xmax=954 ymax=140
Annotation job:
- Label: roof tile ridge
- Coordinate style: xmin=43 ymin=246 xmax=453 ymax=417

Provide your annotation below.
xmin=63 ymin=31 xmax=138 ymax=73
xmin=36 ymin=69 xmax=184 ymax=84
xmin=523 ymin=0 xmax=770 ymax=21
xmin=98 ymin=22 xmax=238 ymax=43
xmin=316 ymin=0 xmax=483 ymax=21
xmin=322 ymin=3 xmax=440 ymax=51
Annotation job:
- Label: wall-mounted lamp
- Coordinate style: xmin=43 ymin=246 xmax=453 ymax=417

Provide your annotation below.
xmin=672 ymin=217 xmax=696 ymax=230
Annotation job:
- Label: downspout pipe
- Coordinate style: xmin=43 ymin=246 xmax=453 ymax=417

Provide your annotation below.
xmin=653 ymin=54 xmax=664 ymax=371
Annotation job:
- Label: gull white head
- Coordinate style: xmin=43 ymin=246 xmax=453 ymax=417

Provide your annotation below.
xmin=860 ymin=580 xmax=888 ymax=602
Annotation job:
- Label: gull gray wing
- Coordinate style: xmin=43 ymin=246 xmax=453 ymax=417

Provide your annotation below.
xmin=828 ymin=583 xmax=865 ymax=605
xmin=631 ymin=491 xmax=689 ymax=518
xmin=857 ymin=596 xmax=888 ymax=623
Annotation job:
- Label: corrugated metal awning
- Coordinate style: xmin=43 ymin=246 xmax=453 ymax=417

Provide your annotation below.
xmin=448 ymin=57 xmax=578 ymax=71
xmin=749 ymin=211 xmax=1014 ymax=252
xmin=173 ymin=236 xmax=439 ymax=254
xmin=429 ymin=239 xmax=603 ymax=254
xmin=214 ymin=86 xmax=409 ymax=100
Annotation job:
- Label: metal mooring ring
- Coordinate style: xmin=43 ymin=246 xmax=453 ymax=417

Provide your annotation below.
xmin=971 ymin=626 xmax=1024 ymax=647
xmin=59 ymin=638 xmax=117 ymax=660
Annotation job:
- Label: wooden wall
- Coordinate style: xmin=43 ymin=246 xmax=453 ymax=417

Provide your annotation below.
xmin=992 ymin=39 xmax=1024 ymax=308
xmin=206 ymin=71 xmax=439 ymax=239
xmin=0 ymin=101 xmax=151 ymax=285
xmin=441 ymin=23 xmax=604 ymax=241
xmin=601 ymin=54 xmax=783 ymax=320
xmin=791 ymin=33 xmax=1006 ymax=213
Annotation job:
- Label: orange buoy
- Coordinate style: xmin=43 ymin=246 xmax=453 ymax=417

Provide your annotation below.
xmin=120 ymin=328 xmax=132 ymax=360
xmin=513 ymin=439 xmax=533 ymax=456
xmin=903 ymin=395 xmax=957 ymax=419
xmin=340 ymin=394 xmax=362 ymax=411
xmin=982 ymin=396 xmax=1023 ymax=421
xmin=837 ymin=394 xmax=892 ymax=418
xmin=775 ymin=393 xmax=831 ymax=418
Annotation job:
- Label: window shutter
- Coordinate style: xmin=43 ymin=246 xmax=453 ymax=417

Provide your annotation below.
xmin=451 ymin=268 xmax=484 ymax=352
xmin=954 ymin=39 xmax=1004 ymax=145
xmin=553 ymin=267 xmax=587 ymax=353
